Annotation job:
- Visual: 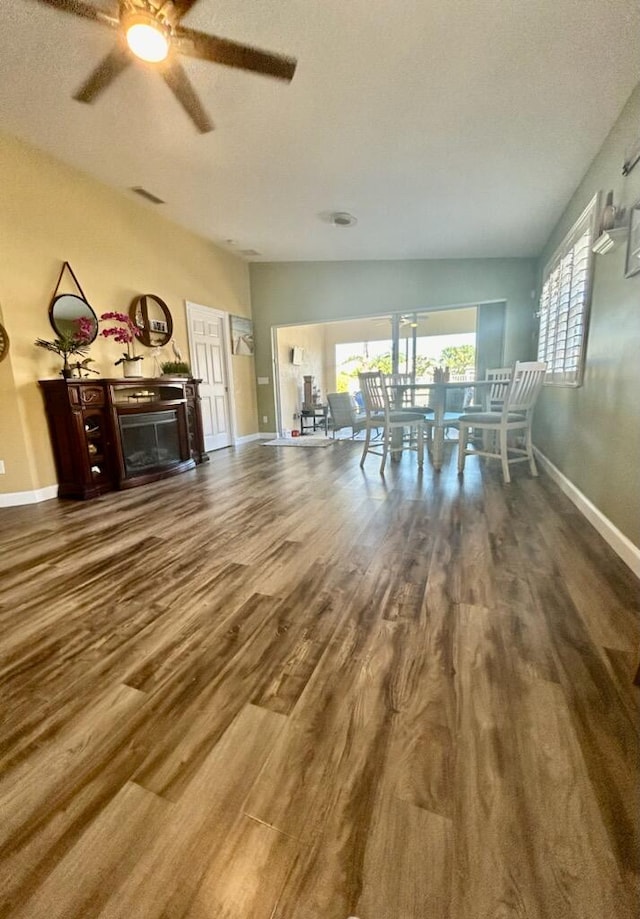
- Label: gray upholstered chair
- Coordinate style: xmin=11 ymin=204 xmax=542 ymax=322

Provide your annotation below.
xmin=327 ymin=392 xmax=367 ymax=439
xmin=457 ymin=361 xmax=546 ymax=484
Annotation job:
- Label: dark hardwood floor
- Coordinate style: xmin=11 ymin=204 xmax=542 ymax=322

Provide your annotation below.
xmin=1 ymin=440 xmax=638 ymax=919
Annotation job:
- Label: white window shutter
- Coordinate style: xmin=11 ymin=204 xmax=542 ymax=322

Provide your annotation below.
xmin=537 ymin=195 xmax=599 ymax=386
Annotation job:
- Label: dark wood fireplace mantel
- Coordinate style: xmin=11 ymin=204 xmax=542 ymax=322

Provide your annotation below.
xmin=39 ymin=377 xmax=206 ymax=500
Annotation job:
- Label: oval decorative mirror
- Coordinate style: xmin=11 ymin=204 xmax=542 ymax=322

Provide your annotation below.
xmin=49 ymin=294 xmax=99 ymax=343
xmin=0 ymin=322 xmax=9 ymax=363
xmin=130 ymin=294 xmax=173 ymax=347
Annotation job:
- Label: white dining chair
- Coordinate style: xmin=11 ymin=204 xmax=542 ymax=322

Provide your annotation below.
xmin=463 ymin=366 xmax=513 ymax=449
xmin=457 ymin=361 xmax=546 ymax=484
xmin=358 ymin=372 xmax=426 ymax=474
xmin=384 ymin=373 xmax=434 ymax=445
xmin=463 ymin=366 xmax=513 ymax=412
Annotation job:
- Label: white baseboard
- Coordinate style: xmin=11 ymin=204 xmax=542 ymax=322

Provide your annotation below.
xmin=0 ymin=485 xmax=58 ymax=507
xmin=534 ymin=448 xmax=640 ymax=578
xmin=234 ymin=432 xmax=270 ymax=445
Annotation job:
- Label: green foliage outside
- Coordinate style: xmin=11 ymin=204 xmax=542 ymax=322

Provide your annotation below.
xmin=439 ymin=345 xmax=476 ymax=374
xmin=336 ymin=344 xmax=475 ymax=391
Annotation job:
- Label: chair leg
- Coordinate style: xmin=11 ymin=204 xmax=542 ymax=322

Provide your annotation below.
xmin=457 ymin=423 xmax=468 ymax=473
xmin=499 ymin=426 xmax=511 ymax=484
xmin=380 ymin=428 xmax=389 ymax=474
xmin=417 ymin=423 xmax=424 ymax=468
xmin=525 ymin=424 xmax=538 ymax=476
xmin=360 ymin=426 xmax=372 ymax=468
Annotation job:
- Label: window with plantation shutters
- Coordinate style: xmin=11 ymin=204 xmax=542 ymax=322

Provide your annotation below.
xmin=537 ymin=194 xmax=599 ymax=386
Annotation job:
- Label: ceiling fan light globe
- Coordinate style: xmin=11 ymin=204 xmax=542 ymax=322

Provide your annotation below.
xmin=126 ymin=21 xmax=170 ymax=63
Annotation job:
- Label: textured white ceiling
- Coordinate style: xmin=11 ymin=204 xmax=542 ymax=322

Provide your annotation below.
xmin=1 ymin=0 xmax=639 ymax=261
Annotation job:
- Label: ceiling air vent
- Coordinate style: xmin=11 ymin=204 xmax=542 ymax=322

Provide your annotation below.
xmin=130 ymin=186 xmax=165 ymax=205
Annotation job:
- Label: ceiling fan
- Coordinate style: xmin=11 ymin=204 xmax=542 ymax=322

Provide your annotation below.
xmin=374 ymin=314 xmax=425 ymax=328
xmin=31 ymin=0 xmax=297 ymax=133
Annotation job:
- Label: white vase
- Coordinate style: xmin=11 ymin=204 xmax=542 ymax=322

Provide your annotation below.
xmin=122 ymin=358 xmax=143 ymax=378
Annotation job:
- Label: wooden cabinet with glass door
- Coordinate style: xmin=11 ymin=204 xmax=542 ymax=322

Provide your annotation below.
xmin=39 ymin=378 xmax=206 ymax=499
xmin=39 ymin=381 xmax=114 ymax=499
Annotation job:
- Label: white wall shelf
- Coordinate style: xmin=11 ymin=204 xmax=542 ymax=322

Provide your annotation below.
xmin=592 ymin=227 xmax=628 ymax=254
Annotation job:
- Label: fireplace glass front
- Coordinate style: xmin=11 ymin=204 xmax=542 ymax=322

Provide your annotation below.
xmin=119 ymin=410 xmax=181 ymax=477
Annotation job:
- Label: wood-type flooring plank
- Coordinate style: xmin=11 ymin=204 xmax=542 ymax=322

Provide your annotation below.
xmin=257 ymin=619 xmax=406 ymax=917
xmin=0 ymin=442 xmax=637 ymax=918
xmin=96 ymin=704 xmax=286 ymax=918
xmin=8 ymin=781 xmax=171 ymax=919
xmin=181 ymin=815 xmax=299 ymax=919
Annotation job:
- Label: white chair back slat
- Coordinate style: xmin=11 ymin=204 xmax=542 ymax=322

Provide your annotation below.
xmin=384 ymin=373 xmax=415 ymax=408
xmin=503 ymin=361 xmax=546 ymax=416
xmin=486 ymin=367 xmax=512 ymax=410
xmin=359 ymin=371 xmax=388 ymax=415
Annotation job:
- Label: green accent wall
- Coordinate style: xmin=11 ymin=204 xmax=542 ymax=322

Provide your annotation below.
xmin=534 ymin=83 xmax=640 ymax=548
xmin=250 ymin=258 xmax=536 ymax=432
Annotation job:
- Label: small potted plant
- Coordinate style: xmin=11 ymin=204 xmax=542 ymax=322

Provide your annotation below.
xmin=160 ymin=360 xmax=191 ymax=377
xmin=100 ymin=312 xmax=143 ymax=377
xmin=35 ymin=317 xmax=94 ymax=378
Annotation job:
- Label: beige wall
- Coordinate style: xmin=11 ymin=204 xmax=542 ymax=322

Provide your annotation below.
xmin=250 ymin=259 xmax=536 ymax=431
xmin=275 ymin=323 xmax=326 ymax=433
xmin=534 ymin=83 xmax=640 ymax=548
xmin=0 ymin=132 xmax=257 ymax=497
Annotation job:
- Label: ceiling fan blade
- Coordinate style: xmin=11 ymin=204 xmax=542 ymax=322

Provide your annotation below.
xmin=174 ymin=28 xmax=297 ymax=81
xmin=73 ymin=45 xmax=132 ymax=103
xmin=31 ymin=0 xmax=118 ymax=28
xmin=161 ymin=60 xmax=214 ymax=133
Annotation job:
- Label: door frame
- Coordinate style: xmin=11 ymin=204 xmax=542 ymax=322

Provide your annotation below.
xmin=272 ymin=325 xmax=284 ymax=436
xmin=270 ymin=303 xmax=487 ymax=434
xmin=185 ymin=300 xmax=237 ymax=447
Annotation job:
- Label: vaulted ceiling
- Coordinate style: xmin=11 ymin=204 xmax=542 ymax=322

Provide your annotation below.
xmin=1 ymin=1 xmax=639 ymax=261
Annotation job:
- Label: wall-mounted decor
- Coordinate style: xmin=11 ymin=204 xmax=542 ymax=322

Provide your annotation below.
xmin=0 ymin=322 xmax=9 ymax=363
xmin=622 ymin=135 xmax=640 ymax=177
xmin=625 ymin=199 xmax=640 ymax=278
xmin=48 ymin=261 xmax=99 ymax=344
xmin=129 ymin=294 xmax=173 ymax=347
xmin=291 ymin=346 xmax=304 ymax=365
xmin=230 ymin=315 xmax=254 ymax=355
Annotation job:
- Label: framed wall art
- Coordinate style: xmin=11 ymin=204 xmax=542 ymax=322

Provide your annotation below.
xmin=230 ymin=315 xmax=254 ymax=355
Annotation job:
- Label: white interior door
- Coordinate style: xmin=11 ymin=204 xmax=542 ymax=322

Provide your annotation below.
xmin=186 ymin=303 xmax=233 ymax=451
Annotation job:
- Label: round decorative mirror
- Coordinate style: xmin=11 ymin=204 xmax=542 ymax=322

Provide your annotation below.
xmin=49 ymin=294 xmax=99 ymax=342
xmin=0 ymin=322 xmax=9 ymax=363
xmin=130 ymin=294 xmax=173 ymax=347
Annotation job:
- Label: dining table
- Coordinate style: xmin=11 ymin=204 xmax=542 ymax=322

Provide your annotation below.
xmin=387 ymin=380 xmax=494 ymax=471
